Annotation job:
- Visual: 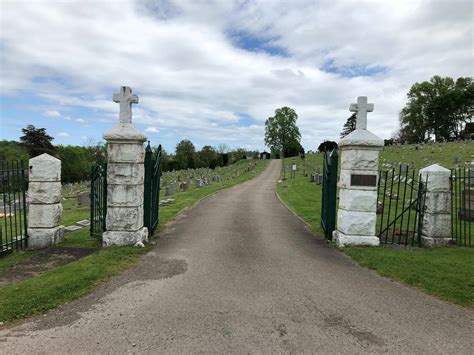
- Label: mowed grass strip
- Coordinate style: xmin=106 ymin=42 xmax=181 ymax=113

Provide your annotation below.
xmin=277 ymin=156 xmax=474 ymax=308
xmin=0 ymin=160 xmax=269 ymax=324
xmin=343 ymin=247 xmax=474 ymax=307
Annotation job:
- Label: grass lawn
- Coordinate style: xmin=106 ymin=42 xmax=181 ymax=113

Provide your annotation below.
xmin=0 ymin=160 xmax=269 ymax=324
xmin=277 ymin=155 xmax=474 ymax=308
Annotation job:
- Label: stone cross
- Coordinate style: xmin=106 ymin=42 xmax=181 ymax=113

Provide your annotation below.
xmin=349 ymin=96 xmax=374 ymax=130
xmin=113 ymin=86 xmax=138 ymax=124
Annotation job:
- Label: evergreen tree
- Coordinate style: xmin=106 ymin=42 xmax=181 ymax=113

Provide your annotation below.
xmin=340 ymin=113 xmax=357 ymax=138
xmin=20 ymin=125 xmax=57 ymax=157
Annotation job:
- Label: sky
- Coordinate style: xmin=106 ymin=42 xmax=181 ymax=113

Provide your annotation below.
xmin=0 ymin=0 xmax=472 ymax=153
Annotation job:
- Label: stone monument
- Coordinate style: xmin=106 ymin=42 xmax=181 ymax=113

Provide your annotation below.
xmin=333 ymin=96 xmax=383 ymax=247
xmin=27 ymin=154 xmax=65 ymax=249
xmin=102 ymin=86 xmax=148 ymax=246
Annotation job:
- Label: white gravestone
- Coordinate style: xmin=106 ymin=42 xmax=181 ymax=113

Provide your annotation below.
xmin=333 ymin=96 xmax=383 ymax=247
xmin=102 ymin=86 xmax=148 ymax=246
xmin=27 ymin=154 xmax=65 ymax=249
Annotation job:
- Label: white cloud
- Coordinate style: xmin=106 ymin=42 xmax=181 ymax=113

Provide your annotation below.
xmin=145 ymin=127 xmax=159 ymax=133
xmin=43 ymin=110 xmax=61 ymax=118
xmin=76 ymin=118 xmax=85 ymax=123
xmin=1 ymin=0 xmax=472 ymax=150
xmin=57 ymin=132 xmax=69 ymax=137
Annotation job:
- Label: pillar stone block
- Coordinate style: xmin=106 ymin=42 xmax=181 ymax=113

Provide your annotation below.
xmin=419 ymin=164 xmax=452 ymax=246
xmin=333 ymin=124 xmax=383 ymax=247
xmin=102 ymin=88 xmax=149 ymax=246
xmin=27 ymin=154 xmax=64 ymax=249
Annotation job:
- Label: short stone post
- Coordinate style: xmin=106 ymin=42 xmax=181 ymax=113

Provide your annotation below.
xmin=27 ymin=154 xmax=65 ymax=249
xmin=102 ymin=86 xmax=148 ymax=246
xmin=419 ymin=164 xmax=452 ymax=246
xmin=333 ymin=96 xmax=383 ymax=247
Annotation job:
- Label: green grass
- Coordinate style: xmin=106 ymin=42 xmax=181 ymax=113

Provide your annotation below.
xmin=0 ymin=159 xmax=269 ymax=324
xmin=343 ymin=247 xmax=474 ymax=307
xmin=277 ymin=154 xmax=474 ymax=308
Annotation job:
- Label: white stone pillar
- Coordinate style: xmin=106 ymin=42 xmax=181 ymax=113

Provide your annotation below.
xmin=27 ymin=154 xmax=65 ymax=249
xmin=333 ymin=129 xmax=384 ymax=247
xmin=102 ymin=124 xmax=148 ymax=246
xmin=419 ymin=164 xmax=452 ymax=246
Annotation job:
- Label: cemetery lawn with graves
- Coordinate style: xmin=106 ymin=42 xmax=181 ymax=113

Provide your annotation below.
xmin=0 ymin=159 xmax=269 ymax=324
xmin=277 ymin=141 xmax=474 ymax=308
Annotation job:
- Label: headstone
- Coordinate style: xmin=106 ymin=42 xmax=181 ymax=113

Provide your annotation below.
xmin=77 ymin=191 xmax=90 ymax=206
xmin=180 ymin=182 xmax=188 ymax=192
xmin=165 ymin=185 xmax=175 ymax=196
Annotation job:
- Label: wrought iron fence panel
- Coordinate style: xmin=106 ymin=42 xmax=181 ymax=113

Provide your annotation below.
xmin=377 ymin=165 xmax=428 ymax=246
xmin=90 ymin=163 xmax=107 ymax=238
xmin=1 ymin=160 xmax=28 ymax=256
xmin=144 ymin=142 xmax=162 ymax=236
xmin=450 ymin=168 xmax=472 ymax=247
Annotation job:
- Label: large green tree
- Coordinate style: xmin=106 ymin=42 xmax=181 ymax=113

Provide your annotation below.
xmin=399 ymin=76 xmax=473 ymax=143
xmin=20 ymin=125 xmax=57 ymax=157
xmin=175 ymin=139 xmax=196 ymax=169
xmin=264 ymin=107 xmax=301 ymax=158
xmin=198 ymin=145 xmax=218 ymax=168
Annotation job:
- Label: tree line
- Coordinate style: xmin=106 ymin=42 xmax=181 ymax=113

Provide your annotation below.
xmin=0 ymin=125 xmax=258 ymax=183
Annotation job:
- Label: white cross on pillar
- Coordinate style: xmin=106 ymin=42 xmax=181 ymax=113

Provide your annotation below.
xmin=349 ymin=96 xmax=374 ymax=130
xmin=113 ymin=86 xmax=139 ymax=124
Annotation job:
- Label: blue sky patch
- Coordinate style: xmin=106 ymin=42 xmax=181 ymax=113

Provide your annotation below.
xmin=228 ymin=30 xmax=288 ymax=57
xmin=321 ymin=60 xmax=388 ymax=78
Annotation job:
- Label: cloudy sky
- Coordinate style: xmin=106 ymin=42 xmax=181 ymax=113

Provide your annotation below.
xmin=0 ymin=0 xmax=472 ymax=152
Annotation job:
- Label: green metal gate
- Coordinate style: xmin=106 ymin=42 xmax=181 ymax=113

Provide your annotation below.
xmin=450 ymin=168 xmax=472 ymax=247
xmin=377 ymin=166 xmax=428 ymax=246
xmin=321 ymin=149 xmax=338 ymax=240
xmin=143 ymin=142 xmax=162 ymax=236
xmin=1 ymin=161 xmax=28 ymax=256
xmin=90 ymin=163 xmax=107 ymax=238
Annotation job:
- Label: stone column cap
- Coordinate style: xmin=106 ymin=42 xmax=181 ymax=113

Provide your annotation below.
xmin=339 ymin=129 xmax=383 ymax=148
xmin=103 ymin=123 xmax=147 ymax=142
xmin=29 ymin=153 xmax=61 ymax=182
xmin=419 ymin=163 xmax=450 ymax=174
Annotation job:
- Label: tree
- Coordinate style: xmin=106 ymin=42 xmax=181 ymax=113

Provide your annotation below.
xmin=198 ymin=145 xmax=218 ymax=168
xmin=175 ymin=139 xmax=195 ymax=169
xmin=20 ymin=125 xmax=57 ymax=157
xmin=399 ymin=76 xmax=473 ymax=143
xmin=340 ymin=113 xmax=357 ymax=138
xmin=317 ymin=140 xmax=338 ymax=153
xmin=58 ymin=145 xmax=91 ymax=183
xmin=0 ymin=140 xmax=30 ymax=163
xmin=264 ymin=107 xmax=301 ymax=158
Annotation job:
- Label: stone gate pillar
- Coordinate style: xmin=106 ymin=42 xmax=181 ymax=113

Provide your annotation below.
xmin=102 ymin=86 xmax=148 ymax=246
xmin=419 ymin=164 xmax=452 ymax=246
xmin=333 ymin=97 xmax=383 ymax=247
xmin=27 ymin=154 xmax=65 ymax=249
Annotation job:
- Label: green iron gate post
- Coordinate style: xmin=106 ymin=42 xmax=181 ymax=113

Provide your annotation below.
xmin=321 ymin=149 xmax=338 ymax=240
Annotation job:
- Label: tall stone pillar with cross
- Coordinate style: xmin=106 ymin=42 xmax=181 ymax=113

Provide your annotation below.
xmin=333 ymin=96 xmax=383 ymax=247
xmin=102 ymin=86 xmax=148 ymax=246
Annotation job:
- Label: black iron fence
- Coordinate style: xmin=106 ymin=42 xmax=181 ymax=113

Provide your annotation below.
xmin=450 ymin=168 xmax=472 ymax=247
xmin=377 ymin=166 xmax=428 ymax=246
xmin=90 ymin=163 xmax=107 ymax=238
xmin=1 ymin=160 xmax=28 ymax=256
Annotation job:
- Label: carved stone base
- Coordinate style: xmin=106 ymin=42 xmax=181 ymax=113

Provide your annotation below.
xmin=421 ymin=236 xmax=453 ymax=247
xmin=333 ymin=230 xmax=380 ymax=247
xmin=102 ymin=227 xmax=148 ymax=247
xmin=28 ymin=225 xmax=65 ymax=250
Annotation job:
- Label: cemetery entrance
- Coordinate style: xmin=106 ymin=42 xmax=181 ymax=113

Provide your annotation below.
xmin=1 ymin=161 xmax=28 ymax=256
xmin=377 ymin=165 xmax=428 ymax=246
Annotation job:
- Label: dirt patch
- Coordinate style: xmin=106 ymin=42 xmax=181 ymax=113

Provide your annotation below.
xmin=0 ymin=247 xmax=97 ymax=287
